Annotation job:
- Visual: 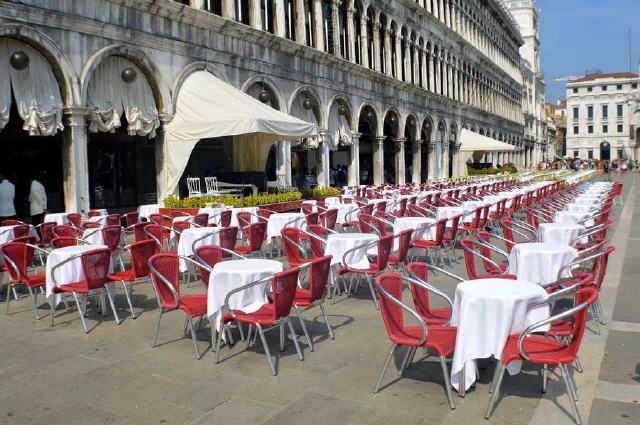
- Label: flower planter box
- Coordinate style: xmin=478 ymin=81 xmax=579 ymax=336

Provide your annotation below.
xmin=160 ymin=201 xmax=302 ymax=216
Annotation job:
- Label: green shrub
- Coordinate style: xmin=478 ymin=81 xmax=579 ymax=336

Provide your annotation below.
xmin=301 ymin=187 xmax=340 ymax=199
xmin=162 ymin=192 xmax=302 ymax=209
xmin=467 ymin=164 xmax=518 ymax=176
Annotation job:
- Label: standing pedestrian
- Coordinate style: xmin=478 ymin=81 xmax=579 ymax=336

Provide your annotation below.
xmin=0 ymin=171 xmax=16 ymax=222
xmin=29 ymin=172 xmax=47 ymax=228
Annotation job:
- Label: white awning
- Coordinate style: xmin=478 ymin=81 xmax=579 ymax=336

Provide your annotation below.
xmin=459 ymin=129 xmax=516 ymax=152
xmin=164 ymin=71 xmax=318 ymax=197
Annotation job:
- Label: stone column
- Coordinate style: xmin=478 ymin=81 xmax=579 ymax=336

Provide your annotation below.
xmin=433 ymin=53 xmax=440 ymax=94
xmin=155 ymin=113 xmax=175 ymax=200
xmin=442 ymin=142 xmax=450 ymax=179
xmin=313 ymin=0 xmax=324 ymax=50
xmin=420 ymin=47 xmax=428 ymax=89
xmin=221 ymin=0 xmax=234 ymax=19
xmin=451 ymin=143 xmax=461 ymax=177
xmin=316 ymin=131 xmax=330 ymax=187
xmin=62 ymin=107 xmax=91 ymax=213
xmin=360 ymin=15 xmax=369 ymax=67
xmin=395 ymin=138 xmax=406 ymax=184
xmin=348 ymin=133 xmax=361 ymax=186
xmin=346 ymin=7 xmax=356 ymax=62
xmin=274 ymin=0 xmax=286 ymax=37
xmin=411 ymin=43 xmax=418 ymax=84
xmin=427 ymin=141 xmax=437 ymax=180
xmin=372 ymin=19 xmax=381 ymax=71
xmin=412 ymin=140 xmax=422 ymax=184
xmin=403 ymin=40 xmax=410 ymax=82
xmin=275 ymin=141 xmax=292 ymax=187
xmin=429 ymin=51 xmax=436 ymax=92
xmin=294 ymin=0 xmax=306 ymax=43
xmin=250 ymin=0 xmax=261 ymax=30
xmin=383 ymin=28 xmax=392 ymax=76
xmin=394 ymin=33 xmax=402 ymax=80
xmin=331 ymin=0 xmax=341 ymax=56
xmin=373 ymin=136 xmax=385 ymax=185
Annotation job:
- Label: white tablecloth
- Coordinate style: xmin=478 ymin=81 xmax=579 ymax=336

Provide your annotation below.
xmin=566 ymin=204 xmax=596 ymax=214
xmin=44 ymin=213 xmax=69 ymax=225
xmin=137 ymin=204 xmax=160 ymax=220
xmin=229 ymin=207 xmax=259 ymax=228
xmin=324 ymin=233 xmax=378 ymax=268
xmin=207 ymin=259 xmax=283 ymax=328
xmin=450 ymin=279 xmax=550 ymax=391
xmin=89 ymin=209 xmax=108 ymax=216
xmin=555 ymin=211 xmax=594 ymax=227
xmin=335 ymin=204 xmax=359 ymax=225
xmin=0 ymin=224 xmax=39 ymax=244
xmin=393 ymin=217 xmax=436 ymax=249
xmin=177 ymin=228 xmax=221 ymax=271
xmin=87 ymin=215 xmax=108 ymax=224
xmin=536 ymin=223 xmax=585 ymax=246
xmin=507 ymin=242 xmax=578 ymax=285
xmin=266 ymin=212 xmax=305 ymax=239
xmin=436 ymin=206 xmax=471 ymax=224
xmin=45 ymin=244 xmax=114 ymax=303
xmin=82 ymin=228 xmax=104 ymax=245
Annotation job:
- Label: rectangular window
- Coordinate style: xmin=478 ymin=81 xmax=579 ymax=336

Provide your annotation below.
xmin=617 ymin=104 xmax=624 ymax=117
xmin=573 ymin=150 xmax=579 ymax=158
xmin=588 ymin=150 xmax=593 ymax=160
xmin=573 ymin=107 xmax=579 ymax=119
xmin=587 ymin=86 xmax=593 ymax=92
xmin=573 ymin=126 xmax=579 ymax=134
xmin=618 ymin=124 xmax=624 ymax=133
xmin=602 ymin=105 xmax=608 ymax=118
xmin=633 ymin=83 xmax=638 ymax=89
xmin=617 ymin=84 xmax=623 ymax=90
xmin=603 ymin=125 xmax=608 ymax=133
xmin=572 ymin=88 xmax=578 ymax=93
xmin=588 ymin=125 xmax=594 ymax=134
xmin=587 ymin=106 xmax=593 ymax=119
xmin=618 ymin=149 xmax=623 ymax=159
xmin=602 ymin=85 xmax=608 ymax=91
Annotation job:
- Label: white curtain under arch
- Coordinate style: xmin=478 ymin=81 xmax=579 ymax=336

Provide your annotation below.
xmin=0 ymin=38 xmax=64 ymax=136
xmin=289 ymin=95 xmax=321 ymax=149
xmin=326 ymin=106 xmax=352 ymax=150
xmin=86 ymin=56 xmax=160 ymax=138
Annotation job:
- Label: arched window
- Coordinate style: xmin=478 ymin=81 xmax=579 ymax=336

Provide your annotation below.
xmin=366 ymin=8 xmax=375 ymax=69
xmin=234 ymin=0 xmax=250 ymax=25
xmin=379 ymin=16 xmax=387 ymax=74
xmin=353 ymin=2 xmax=362 ymax=65
xmin=203 ymin=0 xmax=222 ymax=15
xmin=338 ymin=0 xmax=349 ymax=59
xmin=284 ymin=0 xmax=296 ymax=40
xmin=400 ymin=28 xmax=407 ymax=82
xmin=322 ymin=0 xmax=334 ymax=53
xmin=304 ymin=0 xmax=315 ymax=46
xmin=390 ymin=24 xmax=397 ymax=78
xmin=260 ymin=0 xmax=275 ymax=34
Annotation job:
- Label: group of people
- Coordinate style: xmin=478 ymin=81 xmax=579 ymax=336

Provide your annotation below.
xmin=329 ymin=164 xmax=348 ymax=187
xmin=537 ymin=158 xmax=639 ymax=174
xmin=0 ymin=172 xmax=47 ymax=225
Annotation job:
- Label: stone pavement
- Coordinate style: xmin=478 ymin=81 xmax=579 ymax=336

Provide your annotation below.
xmin=0 ymin=174 xmax=638 ymax=425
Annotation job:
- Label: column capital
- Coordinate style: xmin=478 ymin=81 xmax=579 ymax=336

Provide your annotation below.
xmin=63 ymin=107 xmax=91 ymax=127
xmin=159 ymin=113 xmax=174 ymax=124
xmin=394 ymin=137 xmax=407 ymax=144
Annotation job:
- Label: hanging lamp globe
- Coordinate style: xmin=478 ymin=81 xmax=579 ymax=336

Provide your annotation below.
xmin=338 ymin=104 xmax=348 ymax=116
xmin=121 ymin=67 xmax=137 ymax=83
xmin=258 ymin=89 xmax=271 ymax=103
xmin=303 ymin=97 xmax=313 ymax=110
xmin=9 ymin=51 xmax=29 ymax=70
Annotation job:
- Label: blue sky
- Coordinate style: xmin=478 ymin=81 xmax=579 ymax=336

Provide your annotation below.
xmin=537 ymin=0 xmax=640 ymax=102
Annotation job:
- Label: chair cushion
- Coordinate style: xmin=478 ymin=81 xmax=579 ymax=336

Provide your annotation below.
xmin=501 ymin=334 xmax=569 ymax=366
xmin=24 ymin=272 xmax=46 ymax=288
xmin=177 ymin=294 xmax=208 ymax=317
xmin=107 ymin=269 xmax=136 ymax=282
xmin=412 ymin=240 xmax=439 ymax=249
xmin=234 ymin=246 xmax=253 ymax=254
xmin=233 ymin=303 xmax=278 ymax=325
xmin=421 ymin=308 xmax=452 ymax=326
xmin=52 ymin=281 xmax=91 ymax=294
xmin=390 ymin=325 xmax=457 ymax=356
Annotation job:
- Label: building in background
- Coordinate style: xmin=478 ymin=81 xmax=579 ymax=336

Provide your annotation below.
xmin=1 ymin=0 xmax=530 ymax=213
xmin=546 ymin=100 xmax=567 ymax=156
xmin=502 ymin=0 xmax=549 ymax=163
xmin=565 ymin=72 xmax=640 ymax=160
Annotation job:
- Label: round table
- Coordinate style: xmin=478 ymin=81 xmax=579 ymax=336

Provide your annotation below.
xmin=437 ymin=206 xmax=471 ymax=224
xmin=555 ymin=211 xmax=594 ymax=227
xmin=0 ymin=224 xmax=39 ymax=244
xmin=137 ymin=204 xmax=160 ymax=220
xmin=228 ymin=207 xmax=259 ymax=228
xmin=206 ymin=259 xmax=283 ymax=328
xmin=507 ymin=242 xmax=578 ymax=285
xmin=46 ymin=244 xmax=113 ymax=303
xmin=44 ymin=213 xmax=69 ymax=225
xmin=82 ymin=228 xmax=104 ymax=245
xmin=450 ymin=278 xmax=550 ymax=391
xmin=177 ymin=228 xmax=221 ymax=271
xmin=266 ymin=212 xmax=305 ymax=240
xmin=324 ymin=233 xmax=378 ymax=268
xmin=393 ymin=217 xmax=436 ymax=248
xmin=566 ymin=204 xmax=596 ymax=214
xmin=335 ymin=204 xmax=359 ymax=225
xmin=536 ymin=222 xmax=585 ymax=246
xmin=87 ymin=215 xmax=107 ymax=224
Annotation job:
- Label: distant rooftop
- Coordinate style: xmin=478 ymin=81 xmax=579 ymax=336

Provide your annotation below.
xmin=570 ymin=72 xmax=639 ymax=83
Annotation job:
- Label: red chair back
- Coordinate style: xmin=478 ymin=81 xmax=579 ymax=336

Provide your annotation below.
xmin=1 ymin=219 xmax=23 ymax=226
xmin=194 ymin=213 xmax=209 ymax=227
xmin=144 ymin=224 xmax=167 ymax=247
xmin=132 ymin=222 xmax=151 ymax=242
xmin=592 ymin=246 xmax=615 ymax=291
xmin=148 ymin=253 xmax=180 ymax=309
xmin=53 ymin=224 xmax=79 ymax=238
xmin=219 ymin=226 xmax=239 ymax=257
xmin=306 ymin=224 xmax=329 ymax=259
xmin=101 ymin=225 xmax=122 ymax=252
xmin=38 ymin=222 xmax=56 ymax=245
xmin=301 ymin=204 xmax=313 ymax=214
xmin=12 ymin=224 xmax=30 ymax=238
xmin=270 ymin=268 xmax=300 ymax=320
xmin=305 ymin=212 xmax=319 ymax=226
xmin=307 ymin=256 xmax=332 ymax=302
xmin=237 ymin=211 xmax=252 ymax=229
xmin=375 ymin=273 xmax=411 ymax=340
xmin=105 ymin=214 xmax=121 ymax=227
xmin=219 ymin=210 xmax=232 ymax=228
xmin=375 ymin=201 xmax=387 ymax=213
xmin=257 ymin=209 xmax=273 ymax=221
xmin=322 ymin=208 xmax=338 ymax=230
xmin=247 ymin=222 xmax=267 ymax=253
xmin=67 ymin=213 xmax=81 ymax=228
xmin=149 ymin=214 xmax=166 ymax=226
xmin=373 ymin=234 xmax=394 ymax=271
xmin=476 ymin=231 xmax=502 ymax=274
xmin=87 ymin=210 xmax=101 ymax=218
xmin=83 ymin=222 xmax=101 ymax=230
xmin=51 ymin=237 xmax=77 ymax=248
xmin=281 ymin=227 xmax=305 ymax=266
xmin=194 ymin=245 xmax=223 ymax=285
xmin=124 ymin=212 xmax=139 ymax=227
xmin=460 ymin=238 xmax=483 ymax=280
xmin=555 ymin=288 xmax=599 ymax=362
xmin=129 ymin=239 xmax=159 ymax=279
xmin=172 ymin=221 xmax=191 ymax=242
xmin=394 ymin=229 xmax=413 ymax=265
xmin=1 ymin=242 xmax=34 ymax=283
xmin=405 ymin=262 xmax=435 ymax=317
xmin=358 ymin=213 xmax=386 ymax=235
xmin=500 ymin=217 xmax=516 ymax=253
xmin=80 ymin=248 xmax=112 ymax=291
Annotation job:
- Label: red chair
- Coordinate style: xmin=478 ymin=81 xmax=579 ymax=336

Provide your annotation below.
xmin=144 ymin=224 xmax=168 ymax=249
xmin=460 ymin=238 xmax=515 ymax=280
xmin=373 ymin=273 xmax=457 ymax=409
xmin=104 ymin=214 xmax=121 ymax=227
xmin=475 ymin=231 xmax=510 ymax=275
xmin=130 ymin=222 xmax=151 ymax=242
xmin=387 ymin=229 xmax=413 ymax=269
xmin=216 ymin=267 xmax=303 ymax=375
xmin=123 ymin=212 xmax=139 ymax=227
xmin=36 ymin=222 xmax=56 ymax=247
xmin=405 ymin=262 xmax=454 ymax=326
xmin=194 ymin=213 xmax=209 ymax=228
xmin=148 ymin=253 xmax=208 ymax=359
xmin=293 ymin=256 xmax=334 ymax=351
xmin=50 ymin=237 xmax=77 ymax=249
xmin=87 ymin=210 xmax=102 ymax=218
xmin=172 ymin=220 xmax=191 ymax=244
xmin=500 ymin=217 xmax=533 ymax=254
xmin=193 ymin=245 xmax=223 ymax=286
xmin=217 ymin=210 xmax=232 ymax=228
xmin=358 ymin=213 xmax=386 ymax=236
xmin=1 ymin=242 xmax=49 ymax=319
xmin=12 ymin=224 xmax=30 ymax=238
xmin=281 ymin=227 xmax=307 ymax=268
xmin=339 ymin=234 xmax=393 ymax=309
xmin=50 ymin=247 xmax=121 ymax=333
xmin=67 ymin=213 xmax=81 ymax=229
xmin=485 ymin=287 xmax=598 ymax=424
xmin=82 ymin=221 xmax=101 ymax=230
xmin=1 ymin=219 xmax=24 ymax=226
xmin=321 ymin=208 xmax=338 ymax=231
xmin=442 ymin=214 xmax=462 ymax=264
xmin=306 ymin=224 xmax=330 ymax=260
xmin=237 ymin=212 xmax=252 ymax=229
xmin=107 ymin=240 xmax=159 ymax=318
xmin=234 ymin=221 xmax=267 ymax=257
xmin=301 ymin=203 xmax=313 ymax=214
xmin=218 ymin=226 xmax=239 ymax=258
xmin=410 ymin=218 xmax=447 ymax=268
xmin=52 ymin=224 xmax=80 ymax=238
xmin=257 ymin=209 xmax=273 ymax=221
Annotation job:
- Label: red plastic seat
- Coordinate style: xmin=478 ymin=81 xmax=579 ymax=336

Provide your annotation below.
xmin=218 ymin=226 xmax=239 ymax=258
xmin=373 ymin=273 xmax=457 ymax=410
xmin=50 ymin=237 xmax=77 ymax=249
xmin=107 ymin=239 xmax=159 ymax=319
xmin=1 ymin=242 xmax=49 ymax=319
xmin=234 ymin=221 xmax=267 ymax=257
xmin=193 ymin=213 xmax=209 ymax=227
xmin=123 ymin=212 xmax=139 ymax=227
xmin=193 ymin=245 xmax=223 ymax=286
xmin=104 ymin=214 xmax=121 ymax=227
xmin=52 ymin=224 xmax=80 ymax=238
xmin=217 ymin=267 xmax=303 ymax=375
xmin=460 ymin=237 xmax=516 ymax=280
xmin=67 ymin=213 xmax=81 ymax=229
xmin=148 ymin=252 xmax=208 ymax=359
xmin=36 ymin=222 xmax=56 ymax=247
xmin=405 ymin=262 xmax=452 ymax=325
xmin=388 ymin=229 xmax=413 ymax=269
xmin=281 ymin=227 xmax=307 ymax=268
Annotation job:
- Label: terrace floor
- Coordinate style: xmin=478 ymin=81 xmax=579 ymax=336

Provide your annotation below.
xmin=1 ymin=173 xmax=638 ymax=425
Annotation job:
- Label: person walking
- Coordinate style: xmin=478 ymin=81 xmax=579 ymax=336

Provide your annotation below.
xmin=29 ymin=173 xmax=47 ymax=228
xmin=0 ymin=172 xmax=16 ymax=222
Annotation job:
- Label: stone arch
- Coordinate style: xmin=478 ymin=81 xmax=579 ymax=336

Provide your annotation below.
xmin=171 ymin=61 xmax=230 ymax=114
xmin=241 ymin=75 xmax=287 ymax=112
xmin=288 ymin=85 xmax=324 ymax=127
xmin=326 ymin=93 xmax=354 ymax=129
xmin=80 ymin=44 xmax=169 ymax=114
xmin=0 ymin=23 xmax=80 ymax=106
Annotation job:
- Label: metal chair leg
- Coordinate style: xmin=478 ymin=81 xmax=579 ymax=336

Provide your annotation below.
xmin=561 ymin=364 xmax=582 ymax=424
xmin=121 ymin=281 xmax=137 ymax=319
xmin=367 ymin=275 xmax=379 ymax=309
xmin=399 ymin=346 xmax=413 ymax=376
xmin=5 ymin=282 xmax=11 ymax=315
xmin=439 ymin=356 xmax=456 ymax=410
xmin=542 ymin=364 xmax=548 ymax=393
xmin=256 ymin=324 xmax=277 ymax=376
xmin=73 ymin=293 xmax=90 ymax=334
xmin=187 ymin=316 xmax=202 ymax=360
xmin=215 ymin=323 xmax=225 ymax=364
xmin=287 ymin=318 xmax=304 ymax=361
xmin=104 ymin=284 xmax=121 ymax=325
xmin=279 ymin=322 xmax=285 ymax=352
xmin=319 ymin=302 xmax=334 ymax=339
xmin=151 ymin=310 xmax=163 ymax=347
xmin=373 ymin=343 xmax=396 ymax=393
xmin=485 ymin=363 xmax=505 ymax=419
xmin=27 ymin=287 xmax=41 ymax=320
xmin=294 ymin=305 xmax=314 ymax=352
